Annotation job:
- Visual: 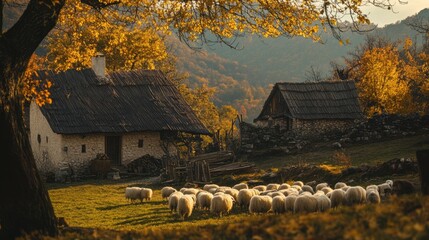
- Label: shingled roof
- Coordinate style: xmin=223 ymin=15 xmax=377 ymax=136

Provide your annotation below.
xmin=255 ymin=80 xmax=363 ymax=120
xmin=36 ymin=69 xmax=210 ymax=135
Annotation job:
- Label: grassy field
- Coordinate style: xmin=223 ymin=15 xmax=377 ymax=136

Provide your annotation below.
xmin=251 ymin=134 xmax=429 ymax=169
xmin=49 ymin=181 xmax=249 ymax=232
xmin=47 ymin=182 xmax=429 ymax=240
xmin=45 ymin=134 xmax=429 ymax=239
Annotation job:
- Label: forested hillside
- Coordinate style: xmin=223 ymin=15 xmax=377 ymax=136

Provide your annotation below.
xmin=4 ymin=5 xmax=428 ymax=120
xmin=173 ymin=8 xmax=428 ymax=119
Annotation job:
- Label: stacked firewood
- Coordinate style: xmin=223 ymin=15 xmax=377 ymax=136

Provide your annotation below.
xmin=210 ymin=162 xmax=256 ymax=177
xmin=127 ymin=154 xmax=163 ymax=177
xmin=189 ymin=151 xmax=235 ymax=168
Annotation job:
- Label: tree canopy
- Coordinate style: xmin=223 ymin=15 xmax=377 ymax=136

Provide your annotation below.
xmin=333 ymin=35 xmax=429 ymax=116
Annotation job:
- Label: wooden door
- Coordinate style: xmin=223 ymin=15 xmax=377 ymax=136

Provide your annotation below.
xmin=105 ymin=136 xmax=122 ymax=165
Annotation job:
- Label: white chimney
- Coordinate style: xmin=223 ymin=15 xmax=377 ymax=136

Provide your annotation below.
xmin=91 ymin=52 xmax=106 ymax=78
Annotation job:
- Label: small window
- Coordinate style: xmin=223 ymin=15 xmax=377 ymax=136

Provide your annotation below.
xmin=46 ymin=136 xmax=49 ymax=143
xmin=37 ymin=134 xmax=41 ymax=144
xmin=81 ymin=144 xmax=86 ymax=153
xmin=138 ymin=139 xmax=144 ymax=148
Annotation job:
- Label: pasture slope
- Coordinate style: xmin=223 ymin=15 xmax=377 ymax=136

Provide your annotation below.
xmin=27 ymin=134 xmax=429 ymax=239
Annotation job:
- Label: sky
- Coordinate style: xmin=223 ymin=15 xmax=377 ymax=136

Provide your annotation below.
xmin=362 ymin=0 xmax=428 ymax=26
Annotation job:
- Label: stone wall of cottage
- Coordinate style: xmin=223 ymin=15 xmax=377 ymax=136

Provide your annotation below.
xmin=292 ymin=119 xmax=355 ymax=139
xmin=121 ymin=132 xmax=176 ymax=165
xmin=61 ymin=134 xmax=105 ymax=174
xmin=30 ymin=102 xmax=64 ymax=173
xmin=240 ymin=114 xmax=429 ymax=153
xmin=254 ymin=118 xmax=291 ymax=130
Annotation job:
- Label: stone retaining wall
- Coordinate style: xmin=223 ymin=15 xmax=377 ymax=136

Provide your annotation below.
xmin=240 ymin=114 xmax=429 ymax=153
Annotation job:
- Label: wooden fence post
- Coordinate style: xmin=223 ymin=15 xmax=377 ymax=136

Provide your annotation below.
xmin=416 ymin=149 xmax=429 ymax=195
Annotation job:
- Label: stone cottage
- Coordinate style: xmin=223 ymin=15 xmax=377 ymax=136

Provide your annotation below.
xmin=253 ymin=80 xmax=363 ymax=137
xmin=29 ymin=55 xmax=209 ymax=174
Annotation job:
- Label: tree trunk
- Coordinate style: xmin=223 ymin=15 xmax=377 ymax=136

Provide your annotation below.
xmin=0 ymin=0 xmax=65 ymax=238
xmin=416 ymin=149 xmax=429 ymax=195
xmin=0 ymin=93 xmax=58 ymax=239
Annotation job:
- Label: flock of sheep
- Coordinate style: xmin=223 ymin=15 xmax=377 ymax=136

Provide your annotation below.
xmin=125 ymin=179 xmax=400 ymax=220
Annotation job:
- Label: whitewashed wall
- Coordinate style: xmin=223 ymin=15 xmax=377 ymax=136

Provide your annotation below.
xmin=30 ymin=102 xmax=63 ymax=172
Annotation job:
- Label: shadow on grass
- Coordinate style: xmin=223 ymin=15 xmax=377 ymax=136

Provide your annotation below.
xmin=97 ymin=201 xmax=165 ymax=211
xmin=113 ymin=206 xmax=250 ymax=227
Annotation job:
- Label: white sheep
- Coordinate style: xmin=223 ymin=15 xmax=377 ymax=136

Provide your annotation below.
xmin=271 ymin=195 xmax=286 ymax=214
xmin=278 ymin=183 xmax=291 ymax=190
xmin=183 ymin=188 xmax=200 ymax=195
xmin=301 ymin=185 xmax=314 ymax=194
xmin=237 ymin=189 xmax=259 ymax=209
xmin=140 ymin=188 xmax=153 ymax=202
xmin=316 ymin=183 xmax=329 ymax=191
xmin=208 ymin=188 xmax=218 ymax=194
xmin=357 ymin=186 xmax=367 ymax=202
xmin=345 ymin=186 xmax=366 ymax=206
xmin=378 ymin=183 xmax=392 ymax=199
xmin=253 ymin=185 xmax=267 ymax=192
xmin=266 ymin=183 xmax=280 ymax=191
xmin=210 ymin=194 xmax=234 ymax=217
xmin=316 ymin=194 xmax=331 ymax=212
xmin=285 ymin=194 xmax=298 ymax=212
xmin=278 ymin=189 xmax=291 ymax=196
xmin=177 ymin=195 xmax=194 ymax=220
xmin=196 ymin=191 xmax=214 ymax=210
xmin=334 ymin=182 xmax=347 ymax=189
xmin=329 ymin=189 xmax=346 ymax=208
xmin=215 ymin=186 xmax=232 ymax=193
xmin=203 ymin=184 xmax=220 ymax=191
xmin=293 ymin=181 xmax=304 ymax=187
xmin=260 ymin=190 xmax=275 ymax=196
xmin=249 ymin=195 xmax=272 ymax=214
xmin=300 ymin=191 xmax=313 ymax=196
xmin=291 ymin=185 xmax=302 ymax=191
xmin=313 ymin=190 xmax=325 ymax=196
xmin=366 ymin=185 xmax=378 ymax=191
xmin=161 ymin=186 xmax=177 ymax=200
xmin=321 ymin=187 xmax=333 ymax=195
xmin=225 ymin=188 xmax=239 ymax=201
xmin=366 ymin=189 xmax=381 ymax=204
xmin=125 ymin=187 xmax=142 ymax=203
xmin=294 ymin=195 xmax=318 ymax=213
xmin=386 ymin=180 xmax=393 ymax=188
xmin=233 ymin=183 xmax=249 ymax=190
xmin=341 ymin=186 xmax=350 ymax=192
xmin=285 ymin=188 xmax=299 ymax=196
xmin=268 ymin=191 xmax=285 ymax=198
xmin=168 ymin=191 xmax=184 ymax=212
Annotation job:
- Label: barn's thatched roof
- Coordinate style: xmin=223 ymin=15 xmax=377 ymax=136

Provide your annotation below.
xmin=255 ymin=80 xmax=363 ymax=120
xmin=37 ymin=69 xmax=210 ymax=135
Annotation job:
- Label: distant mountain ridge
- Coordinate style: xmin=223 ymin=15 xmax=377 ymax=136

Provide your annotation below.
xmin=172 ymin=8 xmax=428 ymax=119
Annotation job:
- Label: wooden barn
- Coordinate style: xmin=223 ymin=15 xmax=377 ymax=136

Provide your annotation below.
xmin=29 ymin=56 xmax=209 ymax=174
xmin=254 ymin=81 xmax=363 ymax=137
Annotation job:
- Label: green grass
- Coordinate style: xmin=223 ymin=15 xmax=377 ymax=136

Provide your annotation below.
xmin=251 ymin=134 xmax=429 ymax=169
xmin=49 ymin=182 xmax=248 ymax=232
xmin=45 ymin=134 xmax=429 ymax=238
xmin=47 ymin=184 xmax=429 ymax=239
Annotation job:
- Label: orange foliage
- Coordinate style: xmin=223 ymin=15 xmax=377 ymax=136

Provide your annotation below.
xmin=22 ymin=55 xmax=52 ymax=107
